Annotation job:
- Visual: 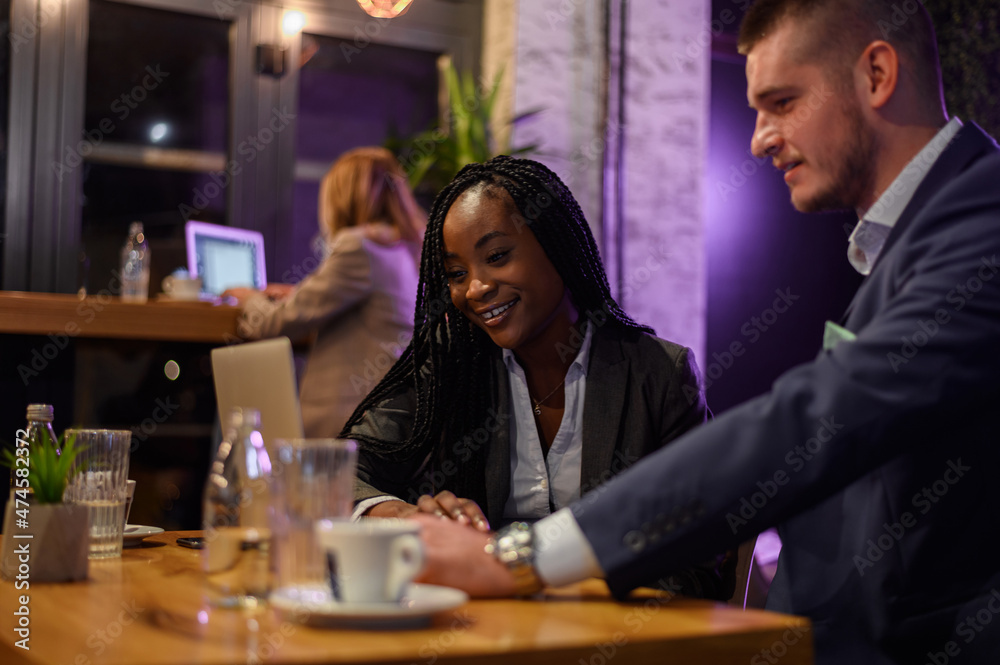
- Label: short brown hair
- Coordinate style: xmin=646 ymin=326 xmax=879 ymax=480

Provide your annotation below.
xmin=318 ymin=146 xmax=426 ymax=242
xmin=738 ymin=0 xmax=944 ymax=112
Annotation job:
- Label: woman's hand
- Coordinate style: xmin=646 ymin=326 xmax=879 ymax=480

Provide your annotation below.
xmin=220 ymin=287 xmax=259 ymax=305
xmin=364 ymin=494 xmax=490 ymax=531
xmin=416 ymin=491 xmax=490 ymax=532
xmin=263 ymin=283 xmax=295 ymax=299
xmin=363 ymin=500 xmax=420 ymax=519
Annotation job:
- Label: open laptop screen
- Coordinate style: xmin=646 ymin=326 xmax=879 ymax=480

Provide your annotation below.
xmin=211 ymin=337 xmax=304 ymax=457
xmin=185 ymin=220 xmax=267 ymax=295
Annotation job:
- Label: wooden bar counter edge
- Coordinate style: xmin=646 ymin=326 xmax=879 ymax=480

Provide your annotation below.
xmin=0 ymin=530 xmax=813 ymax=665
xmin=0 ymin=291 xmax=241 ymax=344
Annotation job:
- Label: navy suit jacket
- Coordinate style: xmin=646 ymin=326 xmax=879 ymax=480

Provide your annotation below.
xmin=573 ymin=123 xmax=1000 ymax=664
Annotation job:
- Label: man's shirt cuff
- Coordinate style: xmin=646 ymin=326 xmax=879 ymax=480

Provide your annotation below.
xmin=533 ymin=507 xmax=604 ymax=587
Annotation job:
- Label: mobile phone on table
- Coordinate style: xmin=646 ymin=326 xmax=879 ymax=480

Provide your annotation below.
xmin=176 ymin=536 xmax=205 ymax=549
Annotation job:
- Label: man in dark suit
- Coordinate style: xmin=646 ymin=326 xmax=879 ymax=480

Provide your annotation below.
xmin=411 ymin=1 xmax=1000 ymax=663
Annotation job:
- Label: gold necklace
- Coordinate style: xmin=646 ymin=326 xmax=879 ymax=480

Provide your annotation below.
xmin=531 ymin=377 xmax=567 ymax=416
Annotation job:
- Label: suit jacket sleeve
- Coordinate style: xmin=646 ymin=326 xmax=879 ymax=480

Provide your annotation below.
xmin=651 ymin=343 xmax=734 ymax=600
xmin=570 ymin=153 xmax=1000 ymax=599
xmin=238 ymin=230 xmax=373 ymax=342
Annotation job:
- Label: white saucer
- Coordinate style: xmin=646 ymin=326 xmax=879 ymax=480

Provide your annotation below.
xmin=270 ymin=583 xmax=469 ymax=629
xmin=122 ymin=524 xmax=164 ymax=547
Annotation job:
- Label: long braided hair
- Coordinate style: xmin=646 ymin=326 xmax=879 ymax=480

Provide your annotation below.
xmin=341 ymin=156 xmax=652 ymax=500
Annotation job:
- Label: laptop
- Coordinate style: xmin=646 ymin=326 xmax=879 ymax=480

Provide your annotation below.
xmin=211 ymin=337 xmax=304 ymax=456
xmin=186 ymin=220 xmax=267 ymax=296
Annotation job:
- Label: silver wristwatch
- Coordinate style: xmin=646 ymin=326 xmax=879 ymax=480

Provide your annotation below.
xmin=484 ymin=522 xmax=544 ymax=596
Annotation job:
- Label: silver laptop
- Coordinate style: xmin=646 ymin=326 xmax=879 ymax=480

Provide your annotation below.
xmin=210 ymin=337 xmax=304 ymax=456
xmin=186 ymin=220 xmax=268 ymax=296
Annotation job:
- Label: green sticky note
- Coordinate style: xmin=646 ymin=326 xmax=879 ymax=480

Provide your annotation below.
xmin=823 ymin=321 xmax=857 ymax=351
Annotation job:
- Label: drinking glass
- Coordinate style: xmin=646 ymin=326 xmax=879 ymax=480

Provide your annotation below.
xmin=269 ymin=438 xmax=358 ymax=595
xmin=63 ymin=429 xmax=132 ymax=559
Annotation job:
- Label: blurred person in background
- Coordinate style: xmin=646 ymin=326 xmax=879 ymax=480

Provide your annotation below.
xmin=226 ymin=147 xmax=425 ymax=437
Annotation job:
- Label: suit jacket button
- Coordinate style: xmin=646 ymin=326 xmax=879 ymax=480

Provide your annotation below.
xmin=624 ymin=530 xmax=646 ymax=553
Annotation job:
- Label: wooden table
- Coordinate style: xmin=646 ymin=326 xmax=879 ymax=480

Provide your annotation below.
xmin=0 ymin=531 xmax=813 ymax=665
xmin=0 ymin=290 xmax=241 ymax=343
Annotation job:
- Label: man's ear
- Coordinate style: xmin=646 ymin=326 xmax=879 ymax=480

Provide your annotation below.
xmin=858 ymin=41 xmax=899 ymax=109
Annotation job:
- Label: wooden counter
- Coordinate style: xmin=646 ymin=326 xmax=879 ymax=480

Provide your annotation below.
xmin=0 ymin=530 xmax=813 ymax=665
xmin=0 ymin=291 xmax=241 ymax=343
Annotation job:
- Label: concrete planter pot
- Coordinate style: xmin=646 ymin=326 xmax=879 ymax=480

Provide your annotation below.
xmin=1 ymin=497 xmax=89 ymax=583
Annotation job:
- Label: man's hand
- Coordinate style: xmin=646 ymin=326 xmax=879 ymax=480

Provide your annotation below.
xmin=410 ymin=514 xmax=518 ymax=597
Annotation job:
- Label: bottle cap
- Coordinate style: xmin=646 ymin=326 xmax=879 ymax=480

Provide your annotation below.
xmin=26 ymin=404 xmax=54 ymax=422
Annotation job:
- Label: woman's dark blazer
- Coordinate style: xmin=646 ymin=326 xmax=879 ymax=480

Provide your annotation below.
xmin=347 ymin=325 xmax=732 ymax=599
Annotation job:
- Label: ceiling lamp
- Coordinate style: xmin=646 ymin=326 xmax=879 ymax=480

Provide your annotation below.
xmin=356 ymin=0 xmax=414 ymax=19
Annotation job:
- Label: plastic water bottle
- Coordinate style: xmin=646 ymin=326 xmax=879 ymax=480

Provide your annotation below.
xmin=202 ymin=407 xmax=272 ymax=608
xmin=120 ymin=221 xmax=150 ymax=303
xmin=9 ymin=405 xmax=59 ymax=496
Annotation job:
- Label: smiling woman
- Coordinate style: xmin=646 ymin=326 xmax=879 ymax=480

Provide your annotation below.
xmin=341 ymin=156 xmax=734 ymax=600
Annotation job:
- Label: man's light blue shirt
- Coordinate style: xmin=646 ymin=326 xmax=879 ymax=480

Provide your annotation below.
xmin=847 ymin=118 xmax=962 ymax=274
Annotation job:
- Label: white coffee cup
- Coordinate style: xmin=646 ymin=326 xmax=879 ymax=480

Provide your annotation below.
xmin=162 ymin=274 xmax=203 ymax=301
xmin=122 ymin=479 xmax=136 ymax=528
xmin=315 ymin=520 xmax=424 ymax=604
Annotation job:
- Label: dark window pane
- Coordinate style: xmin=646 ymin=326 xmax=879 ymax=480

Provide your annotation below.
xmin=0 ymin=0 xmax=10 ymax=280
xmin=287 ymin=34 xmax=439 ymax=278
xmin=85 ymin=0 xmax=229 ymax=153
xmin=81 ymin=1 xmax=230 ymax=297
xmin=297 ymin=34 xmax=440 ymax=160
xmin=81 ymin=164 xmax=226 ymax=296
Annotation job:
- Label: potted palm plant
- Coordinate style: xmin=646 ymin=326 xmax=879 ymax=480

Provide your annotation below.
xmin=1 ymin=431 xmax=90 ymax=582
xmin=387 ymin=62 xmax=541 ymax=202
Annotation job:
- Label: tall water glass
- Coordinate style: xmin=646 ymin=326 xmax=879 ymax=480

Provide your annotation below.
xmin=270 ymin=439 xmax=358 ymax=594
xmin=63 ymin=429 xmax=132 ymax=559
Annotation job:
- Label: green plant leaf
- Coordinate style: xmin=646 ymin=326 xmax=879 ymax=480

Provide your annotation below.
xmin=387 ymin=61 xmax=542 ymax=195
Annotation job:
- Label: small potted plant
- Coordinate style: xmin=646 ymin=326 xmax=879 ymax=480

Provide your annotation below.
xmin=1 ymin=431 xmax=90 ymax=582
